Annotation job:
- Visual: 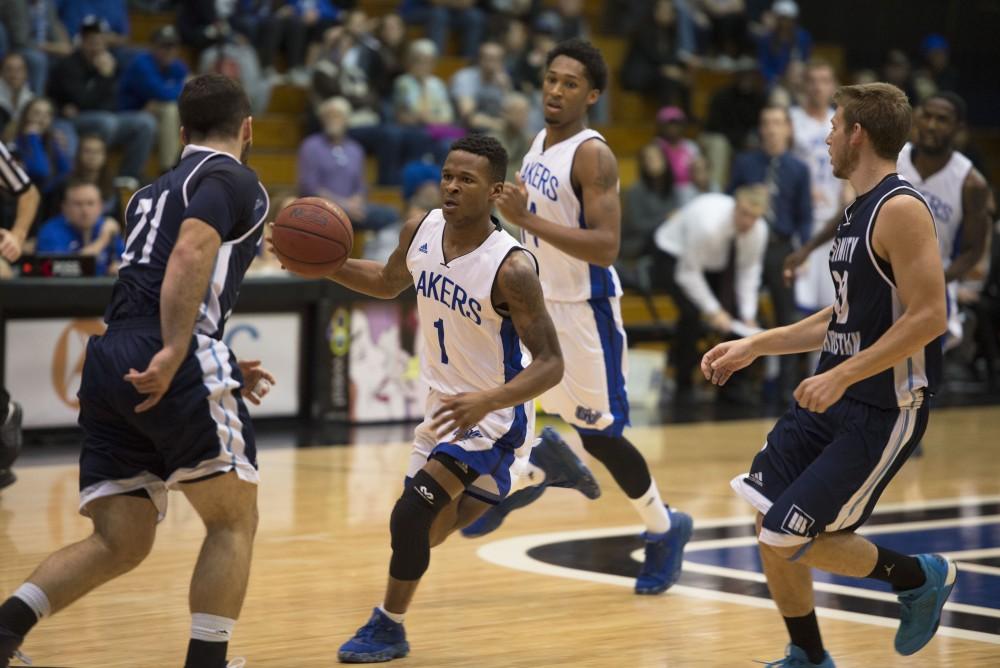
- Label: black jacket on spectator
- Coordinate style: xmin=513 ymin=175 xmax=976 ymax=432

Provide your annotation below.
xmin=48 ymin=52 xmax=117 ymax=112
xmin=704 ymin=80 xmax=767 ymax=152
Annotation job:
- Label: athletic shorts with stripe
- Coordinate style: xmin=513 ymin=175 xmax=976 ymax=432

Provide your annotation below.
xmin=77 ymin=319 xmax=258 ymax=521
xmin=731 ymin=393 xmax=929 ymax=547
xmin=539 ymin=298 xmax=630 ymax=437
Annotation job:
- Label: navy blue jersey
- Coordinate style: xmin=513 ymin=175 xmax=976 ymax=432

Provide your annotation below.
xmin=105 ymin=145 xmax=269 ymax=339
xmin=815 ymin=173 xmax=942 ymax=409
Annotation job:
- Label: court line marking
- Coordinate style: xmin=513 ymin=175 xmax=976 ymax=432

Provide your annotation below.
xmin=476 ymin=497 xmax=1000 ymax=646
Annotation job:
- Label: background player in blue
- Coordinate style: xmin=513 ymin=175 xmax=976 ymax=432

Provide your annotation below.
xmin=0 ymin=74 xmax=271 ymax=668
xmin=466 ymin=39 xmax=693 ymax=596
xmin=702 ymin=83 xmax=953 ymax=667
xmin=276 ymin=135 xmax=564 ymax=663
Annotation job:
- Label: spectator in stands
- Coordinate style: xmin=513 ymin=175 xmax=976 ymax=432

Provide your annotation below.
xmin=14 ymin=97 xmax=71 ymax=196
xmin=70 ymin=133 xmax=120 ymax=219
xmin=700 ymin=59 xmax=766 ymax=188
xmin=511 ymin=13 xmax=559 ymax=94
xmin=551 ymin=0 xmax=588 ymax=40
xmin=311 ymin=12 xmax=378 ymax=123
xmin=914 ymin=34 xmax=959 ymax=101
xmin=728 ymin=104 xmax=811 ymax=398
xmin=652 ymin=186 xmax=769 ymax=397
xmin=367 ymin=13 xmax=407 ymax=101
xmin=57 ymin=0 xmax=128 ymax=47
xmin=21 ymin=0 xmax=72 ymax=95
xmin=698 ymin=0 xmax=750 ymax=62
xmin=655 ymin=106 xmax=707 ymax=204
xmin=399 ymin=0 xmax=486 ymax=60
xmin=36 ymin=178 xmax=123 ymax=275
xmin=176 ymin=0 xmax=245 ymax=49
xmin=298 ymin=97 xmax=399 ymax=235
xmin=621 ymin=142 xmax=678 ymax=266
xmin=621 ymin=0 xmax=691 ymax=110
xmin=451 ymin=41 xmax=511 ymax=133
xmin=756 ymin=0 xmax=810 ymax=86
xmin=258 ymin=0 xmax=340 ymax=86
xmin=501 ymin=18 xmax=529 ymax=72
xmin=0 ymin=53 xmax=32 ymax=133
xmin=488 ymin=91 xmax=532 ymax=182
xmin=48 ymin=18 xmax=155 ymax=183
xmin=393 ymin=39 xmax=460 ymax=143
xmin=119 ymin=25 xmax=187 ymax=174
xmin=401 ymin=158 xmax=441 ymax=220
xmin=881 ymin=48 xmax=917 ymax=104
xmin=0 ymin=0 xmax=49 ymax=95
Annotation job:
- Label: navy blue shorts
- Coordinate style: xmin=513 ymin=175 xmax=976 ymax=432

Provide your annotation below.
xmin=78 ymin=319 xmax=258 ymax=520
xmin=731 ymin=394 xmax=929 ymax=547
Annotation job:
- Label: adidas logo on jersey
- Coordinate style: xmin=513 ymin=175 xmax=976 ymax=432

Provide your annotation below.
xmin=748 ymin=471 xmax=764 ymax=486
xmin=415 ymin=485 xmax=435 ymax=503
xmin=418 ymin=243 xmax=429 ymax=253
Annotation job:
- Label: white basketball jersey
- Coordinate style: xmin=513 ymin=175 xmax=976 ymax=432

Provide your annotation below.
xmin=406 ymin=209 xmax=533 ymax=397
xmin=518 ymin=128 xmax=622 ymax=303
xmin=897 ymin=143 xmax=972 ymax=267
xmin=790 ymin=105 xmax=842 ymax=224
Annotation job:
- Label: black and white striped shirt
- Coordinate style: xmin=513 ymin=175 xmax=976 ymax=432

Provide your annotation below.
xmin=0 ymin=141 xmax=31 ymax=196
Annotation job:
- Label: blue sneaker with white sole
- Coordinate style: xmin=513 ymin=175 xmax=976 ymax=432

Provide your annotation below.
xmin=760 ymin=644 xmax=835 ymax=667
xmin=338 ymin=608 xmax=409 ymax=663
xmin=635 ymin=508 xmax=693 ymax=594
xmin=894 ymin=553 xmax=958 ymax=655
xmin=460 ymin=428 xmax=600 ymax=538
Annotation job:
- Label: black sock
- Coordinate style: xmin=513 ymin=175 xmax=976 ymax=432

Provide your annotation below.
xmin=867 ymin=545 xmax=926 ymax=591
xmin=0 ymin=597 xmax=39 ymax=637
xmin=783 ymin=611 xmax=825 ymax=664
xmin=184 ymin=639 xmax=228 ymax=668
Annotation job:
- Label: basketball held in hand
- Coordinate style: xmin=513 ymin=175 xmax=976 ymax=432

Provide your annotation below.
xmin=271 ymin=197 xmax=353 ymax=278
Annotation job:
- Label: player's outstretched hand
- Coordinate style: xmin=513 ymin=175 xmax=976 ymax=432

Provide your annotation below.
xmin=793 ymin=370 xmax=847 ymax=414
xmin=701 ymin=339 xmax=756 ymax=386
xmin=124 ymin=346 xmax=185 ymax=413
xmin=429 ymin=391 xmax=496 ymax=441
xmin=495 ymin=174 xmax=530 ymax=226
xmin=238 ymin=359 xmax=276 ymax=405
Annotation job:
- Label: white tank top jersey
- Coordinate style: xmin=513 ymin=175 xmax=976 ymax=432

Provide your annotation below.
xmin=897 ymin=142 xmax=972 ymax=267
xmin=518 ymin=128 xmax=622 ymax=303
xmin=405 ymin=209 xmax=535 ymax=397
xmin=790 ymin=105 xmax=842 ymax=224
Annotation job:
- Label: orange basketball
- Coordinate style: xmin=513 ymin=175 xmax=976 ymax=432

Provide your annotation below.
xmin=271 ymin=197 xmax=353 ymax=278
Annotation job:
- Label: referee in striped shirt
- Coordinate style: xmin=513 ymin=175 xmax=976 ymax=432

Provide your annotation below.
xmin=0 ymin=139 xmax=39 ymax=490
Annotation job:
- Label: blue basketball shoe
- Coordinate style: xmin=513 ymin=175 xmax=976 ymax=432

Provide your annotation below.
xmin=894 ymin=554 xmax=958 ymax=655
xmin=635 ymin=508 xmax=693 ymax=594
xmin=461 ymin=427 xmax=601 ymax=538
xmin=760 ymin=644 xmax=835 ymax=667
xmin=338 ymin=608 xmax=409 ymax=663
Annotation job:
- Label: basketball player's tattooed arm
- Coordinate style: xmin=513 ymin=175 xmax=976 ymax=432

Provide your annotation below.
xmin=497 ymin=138 xmax=621 ymax=267
xmin=945 ymin=168 xmax=990 ymax=282
xmin=125 ymin=219 xmax=222 ymax=412
xmin=430 ymin=250 xmax=563 ymax=437
xmin=794 ymin=196 xmax=947 ymax=413
xmin=315 ymin=214 xmax=423 ymax=298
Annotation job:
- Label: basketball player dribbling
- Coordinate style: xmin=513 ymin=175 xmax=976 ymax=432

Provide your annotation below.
xmin=703 ymin=83 xmax=955 ymax=666
xmin=465 ymin=38 xmax=694 ymax=596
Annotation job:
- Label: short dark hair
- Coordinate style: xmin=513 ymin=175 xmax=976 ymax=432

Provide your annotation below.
xmin=179 ymin=74 xmax=251 ymax=142
xmin=64 ymin=177 xmax=101 ymax=196
xmin=545 ymin=38 xmax=608 ymax=92
xmin=924 ymin=91 xmax=966 ymax=123
xmin=448 ymin=134 xmax=508 ymax=183
xmin=833 ymin=83 xmax=911 ymax=161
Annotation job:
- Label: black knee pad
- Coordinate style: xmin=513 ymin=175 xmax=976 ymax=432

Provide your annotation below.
xmin=389 ymin=469 xmax=451 ymax=580
xmin=579 ymin=433 xmax=652 ymax=499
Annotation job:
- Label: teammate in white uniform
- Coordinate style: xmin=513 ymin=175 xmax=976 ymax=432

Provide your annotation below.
xmin=786 ymin=92 xmax=989 ymax=349
xmin=788 ymin=60 xmax=852 ymax=312
xmin=305 ymin=135 xmax=564 ymax=664
xmin=467 ymin=39 xmax=694 ymax=596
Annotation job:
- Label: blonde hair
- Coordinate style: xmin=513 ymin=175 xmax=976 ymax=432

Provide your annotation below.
xmin=318 ymin=96 xmax=352 ymax=117
xmin=734 ymin=184 xmax=769 ymax=216
xmin=833 ymin=82 xmax=912 ymax=160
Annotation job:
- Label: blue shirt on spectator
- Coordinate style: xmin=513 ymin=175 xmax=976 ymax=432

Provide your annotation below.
xmin=15 ymin=133 xmax=72 ymax=193
xmin=36 ymin=214 xmax=124 ymax=276
xmin=119 ymin=51 xmax=188 ymax=111
xmin=57 ymin=0 xmax=129 ymax=38
xmin=286 ymin=0 xmax=338 ymax=21
xmin=756 ymin=26 xmax=812 ymax=86
xmin=728 ymin=150 xmax=813 ymax=244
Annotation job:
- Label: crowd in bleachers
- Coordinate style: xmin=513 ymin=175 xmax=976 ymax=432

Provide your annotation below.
xmin=0 ymin=0 xmax=997 ymax=399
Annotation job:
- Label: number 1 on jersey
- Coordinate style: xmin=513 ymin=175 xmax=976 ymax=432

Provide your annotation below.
xmin=519 ymin=201 xmax=539 ymax=247
xmin=434 ymin=318 xmax=449 ymax=364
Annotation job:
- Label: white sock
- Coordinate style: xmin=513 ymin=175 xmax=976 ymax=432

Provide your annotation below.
xmin=378 ymin=604 xmax=405 ymax=624
xmin=190 ymin=613 xmax=236 ymax=643
xmin=13 ymin=583 xmax=51 ymax=619
xmin=629 ymin=481 xmax=671 ymax=534
xmin=507 ymin=458 xmax=545 ymax=494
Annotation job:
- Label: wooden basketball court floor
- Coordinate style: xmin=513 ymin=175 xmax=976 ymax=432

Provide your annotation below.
xmin=1 ymin=405 xmax=998 ymax=667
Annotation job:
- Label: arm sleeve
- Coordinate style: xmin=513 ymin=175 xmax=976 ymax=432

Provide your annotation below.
xmin=183 ymin=168 xmax=253 ymax=240
xmin=675 ymin=232 xmax=722 ymax=315
xmin=735 ymin=225 xmax=768 ymax=321
xmin=0 ymin=140 xmax=32 ymax=194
